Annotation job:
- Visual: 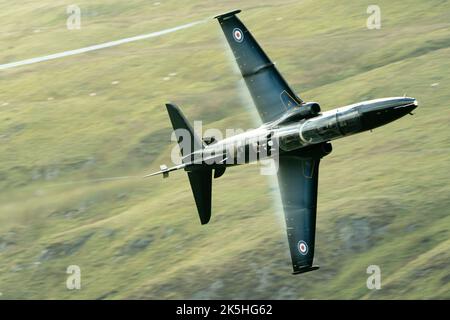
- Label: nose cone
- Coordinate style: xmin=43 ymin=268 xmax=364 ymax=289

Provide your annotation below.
xmin=394 ymin=97 xmax=418 ymax=115
xmin=360 ymin=97 xmax=418 ymax=130
xmin=399 ymin=97 xmax=418 ymax=111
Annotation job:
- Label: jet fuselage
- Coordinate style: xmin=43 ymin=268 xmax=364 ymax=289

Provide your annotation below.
xmin=189 ymin=97 xmax=417 ymax=166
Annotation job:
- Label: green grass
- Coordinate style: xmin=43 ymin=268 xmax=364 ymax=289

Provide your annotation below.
xmin=0 ymin=0 xmax=449 ymax=299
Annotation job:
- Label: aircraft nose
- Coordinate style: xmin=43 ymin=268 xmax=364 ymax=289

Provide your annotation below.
xmin=396 ymin=98 xmax=418 ymax=113
xmin=360 ymin=97 xmax=418 ymax=130
xmin=412 ymin=98 xmax=418 ymax=110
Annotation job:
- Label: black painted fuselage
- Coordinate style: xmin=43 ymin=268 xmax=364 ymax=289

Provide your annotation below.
xmin=189 ymin=96 xmax=418 ymax=167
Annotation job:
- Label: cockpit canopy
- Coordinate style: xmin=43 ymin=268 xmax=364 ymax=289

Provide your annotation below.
xmin=271 ymin=102 xmax=321 ymax=127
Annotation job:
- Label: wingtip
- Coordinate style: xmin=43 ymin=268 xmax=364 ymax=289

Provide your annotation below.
xmin=292 ymin=266 xmax=320 ymax=275
xmin=214 ymin=9 xmax=242 ymax=20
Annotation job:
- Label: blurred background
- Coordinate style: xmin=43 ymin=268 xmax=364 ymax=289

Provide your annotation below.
xmin=0 ymin=0 xmax=449 ymax=299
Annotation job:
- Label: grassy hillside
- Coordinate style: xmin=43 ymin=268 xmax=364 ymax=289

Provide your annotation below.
xmin=0 ymin=0 xmax=449 ymax=299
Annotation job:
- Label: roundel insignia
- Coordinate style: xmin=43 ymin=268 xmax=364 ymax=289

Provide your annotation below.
xmin=232 ymin=28 xmax=244 ymax=43
xmin=297 ymin=241 xmax=308 ymax=255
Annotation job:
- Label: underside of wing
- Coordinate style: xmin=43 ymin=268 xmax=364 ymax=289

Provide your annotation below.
xmin=277 ymin=154 xmax=320 ymax=274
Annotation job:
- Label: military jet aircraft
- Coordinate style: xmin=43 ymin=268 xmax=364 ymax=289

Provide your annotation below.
xmin=147 ymin=10 xmax=418 ymax=274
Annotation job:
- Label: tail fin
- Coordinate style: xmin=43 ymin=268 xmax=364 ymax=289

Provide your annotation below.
xmin=187 ymin=169 xmax=212 ymax=224
xmin=215 ymin=10 xmax=303 ymax=123
xmin=165 ymin=103 xmax=203 ymax=162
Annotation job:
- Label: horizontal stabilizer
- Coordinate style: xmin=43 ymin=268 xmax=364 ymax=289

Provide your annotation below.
xmin=188 ymin=169 xmax=213 ymax=224
xmin=166 ymin=103 xmax=204 ymax=162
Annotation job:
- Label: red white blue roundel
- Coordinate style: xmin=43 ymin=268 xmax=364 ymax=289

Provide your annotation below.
xmin=232 ymin=28 xmax=244 ymax=43
xmin=297 ymin=241 xmax=308 ymax=255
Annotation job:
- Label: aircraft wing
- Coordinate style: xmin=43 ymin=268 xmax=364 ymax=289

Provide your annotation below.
xmin=277 ymin=154 xmax=320 ymax=274
xmin=215 ymin=10 xmax=303 ymax=123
